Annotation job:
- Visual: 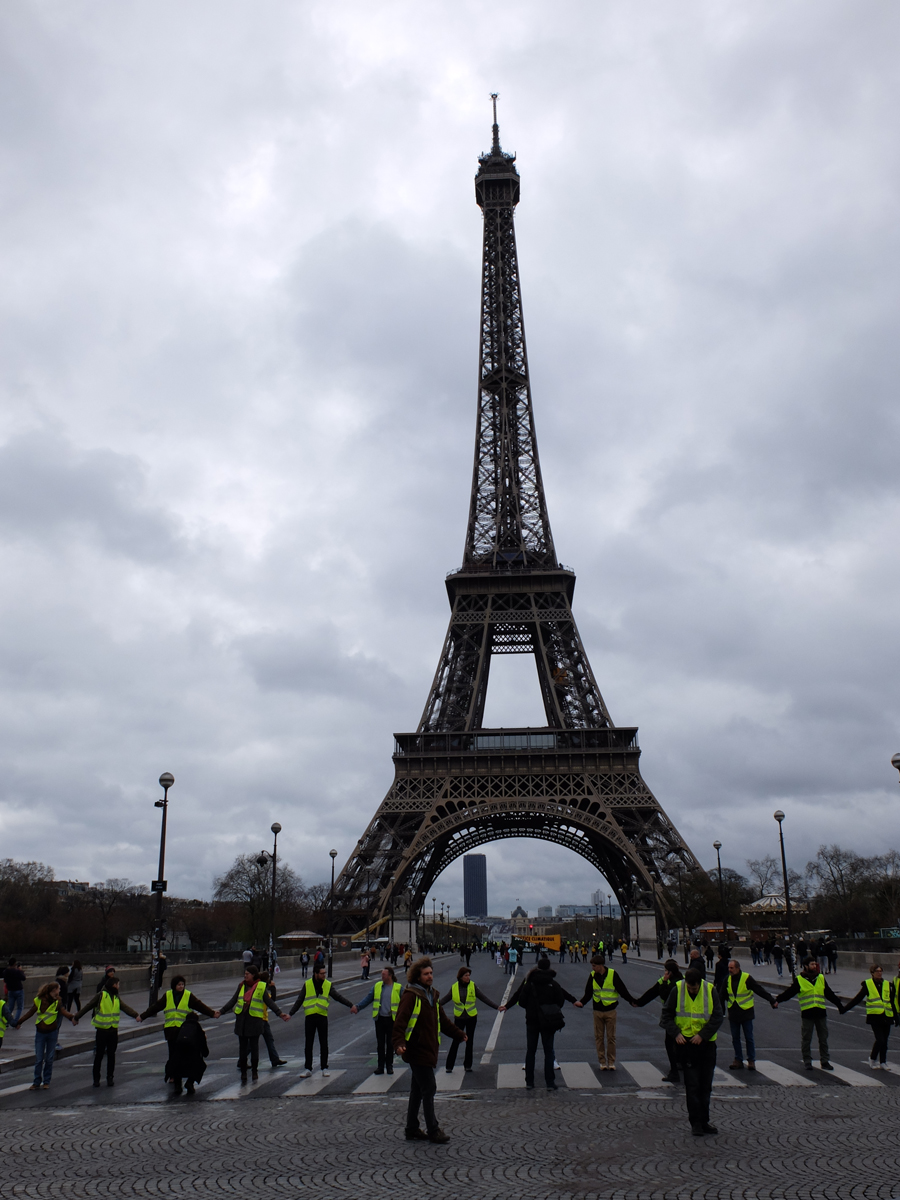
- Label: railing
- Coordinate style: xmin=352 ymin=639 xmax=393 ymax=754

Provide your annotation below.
xmin=394 ymin=728 xmax=639 ymax=756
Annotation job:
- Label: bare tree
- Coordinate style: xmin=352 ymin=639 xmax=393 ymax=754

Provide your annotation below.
xmin=80 ymin=878 xmax=143 ymax=950
xmin=746 ymin=855 xmax=780 ymax=899
xmin=213 ymin=855 xmax=304 ymax=944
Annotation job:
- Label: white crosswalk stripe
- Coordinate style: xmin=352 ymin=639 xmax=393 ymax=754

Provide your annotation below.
xmin=558 ymin=1062 xmax=601 ymax=1089
xmin=496 ymin=1064 xmax=527 ymax=1088
xmin=353 ymin=1069 xmax=405 ymax=1094
xmin=283 ymin=1070 xmax=345 ymax=1096
xmin=827 ymin=1063 xmax=883 ymax=1087
xmin=620 ymin=1061 xmax=673 ymax=1089
xmin=752 ymin=1060 xmax=815 ymax=1087
xmin=436 ymin=1069 xmax=466 ymax=1092
xmin=713 ymin=1066 xmax=746 ymax=1087
xmin=207 ymin=1075 xmax=273 ymax=1101
xmin=0 ymin=1082 xmax=37 ymax=1098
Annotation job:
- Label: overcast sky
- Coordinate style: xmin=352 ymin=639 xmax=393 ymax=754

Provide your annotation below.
xmin=2 ymin=2 xmax=899 ymax=920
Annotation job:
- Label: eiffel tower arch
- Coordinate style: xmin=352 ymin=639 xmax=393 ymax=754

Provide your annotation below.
xmin=333 ymin=100 xmax=701 ymax=936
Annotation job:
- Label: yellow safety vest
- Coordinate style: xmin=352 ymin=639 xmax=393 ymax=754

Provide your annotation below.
xmin=0 ymin=1000 xmax=8 ymax=1035
xmin=92 ymin=991 xmax=121 ymax=1030
xmin=674 ymin=980 xmax=718 ymax=1041
xmin=796 ymin=974 xmax=826 ymax=1012
xmin=234 ymin=981 xmax=267 ymax=1020
xmin=164 ymin=988 xmax=192 ymax=1028
xmin=34 ymin=996 xmax=60 ymax=1031
xmin=451 ymin=981 xmax=477 ymax=1018
xmin=865 ymin=978 xmax=893 ymax=1017
xmin=372 ymin=981 xmax=401 ymax=1020
xmin=591 ymin=968 xmax=618 ymax=1006
xmin=726 ymin=972 xmax=754 ymax=1011
xmin=406 ymin=995 xmax=440 ymax=1048
xmin=302 ymin=979 xmax=332 ymax=1016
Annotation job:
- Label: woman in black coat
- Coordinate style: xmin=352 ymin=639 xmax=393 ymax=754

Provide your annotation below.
xmin=169 ymin=1013 xmax=209 ymax=1095
xmin=507 ymin=958 xmax=577 ymax=1090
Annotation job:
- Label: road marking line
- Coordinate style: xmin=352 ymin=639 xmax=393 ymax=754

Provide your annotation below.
xmin=496 ymin=1063 xmax=527 ymax=1089
xmin=283 ymin=1070 xmax=345 ymax=1096
xmin=559 ymin=1062 xmax=601 ymax=1089
xmin=827 ymin=1063 xmax=883 ymax=1087
xmin=436 ymin=1068 xmax=466 ymax=1092
xmin=713 ymin=1066 xmax=746 ymax=1087
xmin=479 ymin=976 xmax=517 ymax=1065
xmin=0 ymin=1082 xmax=36 ymax=1097
xmin=124 ymin=1039 xmax=167 ymax=1053
xmin=620 ymin=1061 xmax=673 ymax=1089
xmin=752 ymin=1060 xmax=815 ymax=1086
xmin=206 ymin=1075 xmax=273 ymax=1101
xmin=353 ymin=1069 xmax=406 ymax=1094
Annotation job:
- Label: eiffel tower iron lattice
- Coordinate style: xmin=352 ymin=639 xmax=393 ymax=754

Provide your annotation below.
xmin=333 ymin=101 xmax=701 ymax=938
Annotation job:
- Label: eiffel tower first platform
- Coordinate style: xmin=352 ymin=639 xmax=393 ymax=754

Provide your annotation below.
xmin=332 ymin=100 xmax=701 ymax=937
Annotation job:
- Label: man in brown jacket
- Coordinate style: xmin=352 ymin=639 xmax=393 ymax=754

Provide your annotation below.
xmin=392 ymin=957 xmax=467 ymax=1144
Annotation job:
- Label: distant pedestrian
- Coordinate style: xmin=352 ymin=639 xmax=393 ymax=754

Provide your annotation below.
xmin=843 ymin=964 xmax=896 ymax=1069
xmin=66 ymin=961 xmax=83 ymax=1012
xmin=772 ymin=941 xmax=784 ymax=977
xmin=168 ymin=1012 xmax=209 ymax=1095
xmin=661 ymin=968 xmax=723 ymax=1136
xmin=290 ymin=965 xmax=357 ymax=1077
xmin=219 ymin=966 xmax=289 ymax=1082
xmin=704 ymin=942 xmax=714 ymax=968
xmin=355 ymin=966 xmax=402 ymax=1074
xmin=54 ymin=966 xmax=70 ymax=1010
xmin=507 ymin=946 xmax=519 ymax=975
xmin=717 ymin=959 xmax=778 ymax=1072
xmin=242 ymin=948 xmax=253 ymax=967
xmin=17 ymin=981 xmax=77 ymax=1090
xmin=360 ymin=951 xmax=371 ymax=980
xmin=825 ymin=938 xmax=838 ymax=974
xmin=687 ymin=948 xmax=706 ymax=979
xmin=300 ymin=952 xmax=310 ymax=978
xmin=3 ymin=958 xmax=26 ymax=1026
xmin=74 ymin=974 xmax=142 ymax=1087
xmin=778 ymin=958 xmax=843 ymax=1070
xmin=392 ymin=957 xmax=467 ymax=1143
xmin=507 ymin=957 xmax=577 ymax=1090
xmin=140 ymin=975 xmax=219 ymax=1085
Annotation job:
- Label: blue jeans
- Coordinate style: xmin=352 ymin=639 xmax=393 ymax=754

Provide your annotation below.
xmin=774 ymin=959 xmax=783 ymax=977
xmin=34 ymin=1029 xmax=59 ymax=1085
xmin=7 ymin=991 xmax=24 ymax=1025
xmin=730 ymin=1019 xmax=755 ymax=1063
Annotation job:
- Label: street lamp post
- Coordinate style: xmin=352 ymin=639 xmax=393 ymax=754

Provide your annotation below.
xmin=149 ymin=772 xmax=174 ymax=1006
xmin=675 ymin=862 xmax=689 ymax=963
xmin=328 ymin=849 xmax=337 ymax=979
xmin=774 ymin=810 xmax=794 ymax=959
xmin=608 ymin=894 xmax=613 ymax=943
xmin=256 ymin=822 xmax=281 ymax=974
xmin=432 ymin=897 xmax=436 ymax=947
xmin=713 ymin=841 xmax=726 ymax=941
xmin=892 ymin=753 xmax=900 ymax=787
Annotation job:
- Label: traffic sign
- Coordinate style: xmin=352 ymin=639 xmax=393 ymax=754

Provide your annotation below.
xmin=151 ymin=880 xmax=168 ymax=892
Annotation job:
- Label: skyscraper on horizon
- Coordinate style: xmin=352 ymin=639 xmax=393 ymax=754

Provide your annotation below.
xmin=463 ymin=854 xmax=488 ymax=918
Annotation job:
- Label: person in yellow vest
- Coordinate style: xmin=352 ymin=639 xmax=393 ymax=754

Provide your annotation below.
xmin=778 ymin=957 xmax=844 ymax=1070
xmin=635 ymin=959 xmax=683 ymax=1082
xmin=17 ymin=980 xmax=77 ymax=1090
xmin=0 ymin=990 xmax=11 ymax=1062
xmin=355 ymin=966 xmax=403 ymax=1074
xmin=716 ymin=959 xmax=778 ymax=1072
xmin=219 ymin=965 xmax=289 ymax=1081
xmin=573 ymin=955 xmax=637 ymax=1070
xmin=74 ymin=975 xmax=142 ymax=1087
xmin=139 ymin=974 xmax=220 ymax=1088
xmin=288 ymin=964 xmax=357 ymax=1077
xmin=443 ymin=966 xmax=504 ymax=1074
xmin=661 ymin=967 xmax=724 ymax=1136
xmin=842 ymin=963 xmax=898 ymax=1068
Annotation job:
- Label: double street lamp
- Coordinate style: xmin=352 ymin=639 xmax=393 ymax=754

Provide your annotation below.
xmin=149 ymin=772 xmax=174 ymax=1006
xmin=256 ymin=822 xmax=282 ymax=974
xmin=713 ymin=840 xmax=726 ymax=940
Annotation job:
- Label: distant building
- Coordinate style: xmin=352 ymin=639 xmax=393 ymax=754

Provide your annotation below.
xmin=537 ymin=906 xmax=553 ymax=920
xmin=51 ymin=880 xmax=90 ymax=897
xmin=511 ymin=905 xmax=528 ymax=919
xmin=555 ymin=904 xmax=597 ymax=918
xmin=463 ymin=854 xmax=488 ymax=918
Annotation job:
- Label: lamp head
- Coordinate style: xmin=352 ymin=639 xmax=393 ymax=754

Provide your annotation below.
xmin=892 ymin=753 xmax=900 ymax=773
xmin=159 ymin=772 xmax=174 ymax=789
xmin=774 ymin=809 xmax=785 ymax=823
xmin=329 ymin=849 xmax=337 ymax=859
xmin=713 ymin=840 xmax=722 ymax=851
xmin=271 ymin=822 xmax=281 ymax=835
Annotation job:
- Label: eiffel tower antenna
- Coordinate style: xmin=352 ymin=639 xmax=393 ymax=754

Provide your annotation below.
xmin=332 ymin=112 xmax=701 ymax=942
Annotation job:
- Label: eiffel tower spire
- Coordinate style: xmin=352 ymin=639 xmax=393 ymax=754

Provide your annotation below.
xmin=331 ymin=107 xmax=701 ymax=941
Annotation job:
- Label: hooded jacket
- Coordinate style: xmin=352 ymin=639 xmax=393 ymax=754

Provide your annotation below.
xmin=392 ymin=983 xmax=465 ymax=1067
xmin=508 ymin=966 xmax=576 ymax=1028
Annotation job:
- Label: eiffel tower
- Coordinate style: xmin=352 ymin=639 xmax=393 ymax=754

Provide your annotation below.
xmin=333 ymin=100 xmax=701 ymax=937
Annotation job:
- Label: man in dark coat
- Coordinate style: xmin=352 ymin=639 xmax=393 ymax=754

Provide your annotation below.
xmin=717 ymin=959 xmax=778 ymax=1071
xmin=219 ymin=966 xmax=289 ymax=1080
xmin=393 ymin=957 xmax=467 ymax=1144
xmin=508 ymin=958 xmax=578 ymax=1090
xmin=169 ymin=1012 xmax=209 ymax=1095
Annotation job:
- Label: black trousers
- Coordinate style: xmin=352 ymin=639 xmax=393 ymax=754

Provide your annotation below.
xmin=664 ymin=1032 xmax=679 ymax=1075
xmin=374 ymin=1016 xmax=394 ymax=1070
xmin=870 ymin=1016 xmax=892 ymax=1064
xmin=525 ymin=1024 xmax=556 ymax=1087
xmin=676 ymin=1040 xmax=716 ymax=1128
xmin=163 ymin=1027 xmax=179 ymax=1080
xmin=406 ymin=1062 xmax=438 ymax=1133
xmin=445 ymin=1016 xmax=476 ymax=1070
xmin=238 ymin=1034 xmax=260 ymax=1071
xmin=93 ymin=1029 xmax=118 ymax=1083
xmin=305 ymin=1015 xmax=329 ymax=1069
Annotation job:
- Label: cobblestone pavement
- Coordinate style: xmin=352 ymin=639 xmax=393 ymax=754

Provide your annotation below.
xmin=7 ymin=1088 xmax=900 ymax=1199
